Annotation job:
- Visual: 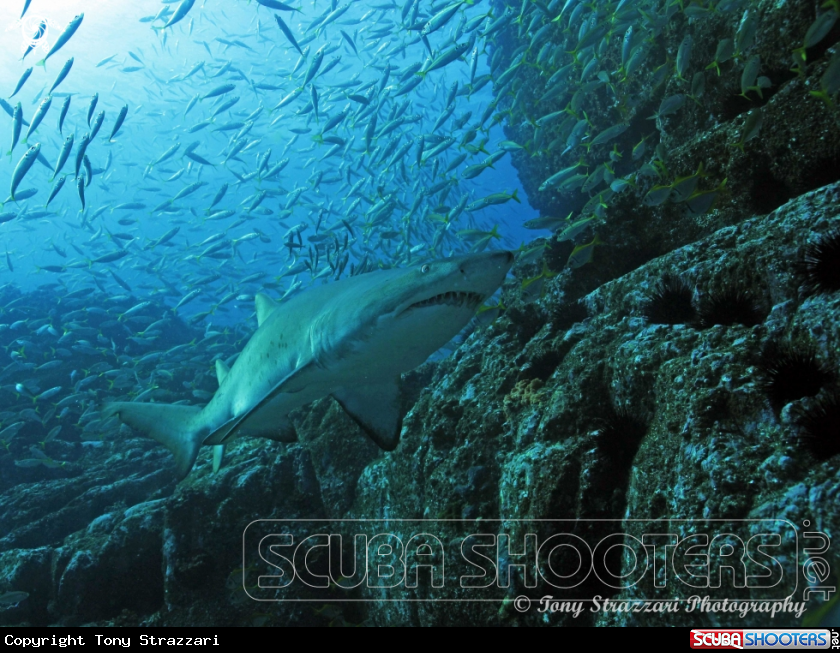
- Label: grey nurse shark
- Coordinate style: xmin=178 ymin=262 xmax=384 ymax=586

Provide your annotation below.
xmin=105 ymin=250 xmax=514 ymax=479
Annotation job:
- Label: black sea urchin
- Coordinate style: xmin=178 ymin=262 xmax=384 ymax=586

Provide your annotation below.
xmin=593 ymin=405 xmax=649 ymax=461
xmin=551 ymin=299 xmax=589 ymax=331
xmin=698 ymin=287 xmax=764 ymax=328
xmin=759 ymin=342 xmax=835 ymax=411
xmin=797 ymin=230 xmax=840 ymax=295
xmin=642 ymin=274 xmax=697 ymax=325
xmin=797 ymin=392 xmax=840 ymax=461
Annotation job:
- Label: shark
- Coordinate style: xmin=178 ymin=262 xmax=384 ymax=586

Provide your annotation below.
xmin=104 ymin=250 xmax=514 ymax=479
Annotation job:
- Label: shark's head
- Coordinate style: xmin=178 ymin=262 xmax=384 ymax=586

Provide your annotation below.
xmin=390 ymin=250 xmax=515 ymax=318
xmin=316 ymin=250 xmax=514 ymax=376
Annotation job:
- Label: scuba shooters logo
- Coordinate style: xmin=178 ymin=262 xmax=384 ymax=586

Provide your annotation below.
xmin=691 ymin=630 xmax=745 ymax=649
xmin=690 ymin=629 xmax=834 ymax=649
xmin=241 ymin=518 xmax=808 ymax=603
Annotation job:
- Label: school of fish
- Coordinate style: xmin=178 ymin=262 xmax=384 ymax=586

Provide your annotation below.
xmin=0 ymin=0 xmax=539 ymax=472
xmin=3 ymin=0 xmax=839 ymax=473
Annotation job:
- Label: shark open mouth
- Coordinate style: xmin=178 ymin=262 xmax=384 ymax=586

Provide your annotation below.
xmin=407 ymin=291 xmax=484 ymax=311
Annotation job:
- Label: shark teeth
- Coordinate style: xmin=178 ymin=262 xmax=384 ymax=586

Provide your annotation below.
xmin=409 ymin=291 xmax=483 ymax=310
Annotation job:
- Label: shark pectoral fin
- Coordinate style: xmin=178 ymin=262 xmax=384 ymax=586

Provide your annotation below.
xmin=103 ymin=402 xmax=203 ymax=480
xmin=212 ymin=444 xmax=225 ymax=473
xmin=333 ymin=382 xmax=403 ymax=451
xmin=255 ymin=292 xmax=279 ymax=327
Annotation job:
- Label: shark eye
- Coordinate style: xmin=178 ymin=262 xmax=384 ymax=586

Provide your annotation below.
xmin=421 ymin=264 xmax=430 ymax=274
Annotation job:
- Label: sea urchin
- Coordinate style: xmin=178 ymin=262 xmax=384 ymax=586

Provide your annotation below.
xmin=698 ymin=287 xmax=764 ymax=328
xmin=797 ymin=392 xmax=840 ymax=461
xmin=593 ymin=405 xmax=649 ymax=461
xmin=642 ymin=274 xmax=697 ymax=325
xmin=759 ymin=342 xmax=835 ymax=411
xmin=551 ymin=299 xmax=589 ymax=331
xmin=797 ymin=230 xmax=840 ymax=295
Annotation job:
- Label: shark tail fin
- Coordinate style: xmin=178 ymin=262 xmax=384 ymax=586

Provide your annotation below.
xmin=103 ymin=402 xmax=203 ymax=479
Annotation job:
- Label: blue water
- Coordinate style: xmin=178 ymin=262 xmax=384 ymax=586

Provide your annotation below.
xmin=0 ymin=0 xmax=542 ymax=327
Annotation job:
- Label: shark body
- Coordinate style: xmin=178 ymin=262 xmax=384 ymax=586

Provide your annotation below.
xmin=104 ymin=250 xmax=513 ymax=478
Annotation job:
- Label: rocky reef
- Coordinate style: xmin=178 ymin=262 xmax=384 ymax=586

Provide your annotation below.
xmin=3 ymin=0 xmax=840 ymax=628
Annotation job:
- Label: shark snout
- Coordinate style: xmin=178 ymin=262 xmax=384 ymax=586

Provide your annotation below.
xmin=460 ymin=249 xmax=514 ymax=274
xmin=395 ymin=251 xmax=515 ymax=317
xmin=456 ymin=250 xmax=514 ymax=296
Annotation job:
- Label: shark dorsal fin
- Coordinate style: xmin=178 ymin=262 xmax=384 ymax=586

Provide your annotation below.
xmin=215 ymin=359 xmax=230 ymax=386
xmin=255 ymin=292 xmax=279 ymax=327
xmin=332 ymin=380 xmax=402 ymax=451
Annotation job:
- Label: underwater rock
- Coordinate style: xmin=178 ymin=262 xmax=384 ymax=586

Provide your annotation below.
xmin=351 ymin=180 xmax=840 ymax=627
